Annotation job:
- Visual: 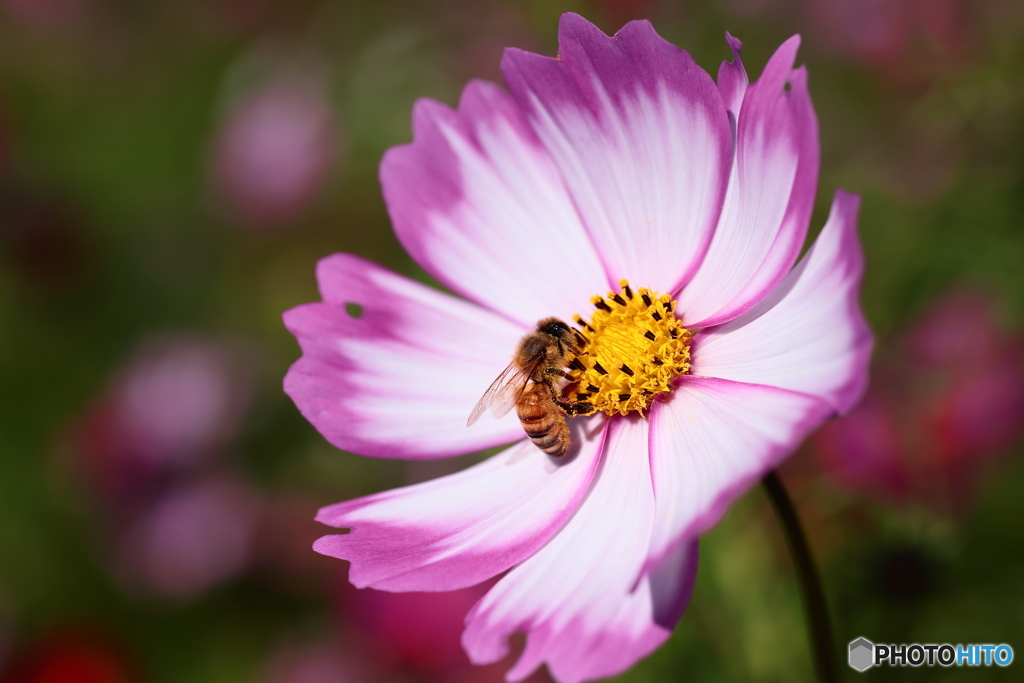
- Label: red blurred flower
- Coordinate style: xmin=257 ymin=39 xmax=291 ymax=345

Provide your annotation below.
xmin=2 ymin=629 xmax=135 ymax=683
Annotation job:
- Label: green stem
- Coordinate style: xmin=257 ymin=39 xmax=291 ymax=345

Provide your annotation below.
xmin=762 ymin=470 xmax=839 ymax=683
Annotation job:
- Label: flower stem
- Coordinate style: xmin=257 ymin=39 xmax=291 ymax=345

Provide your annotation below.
xmin=762 ymin=470 xmax=838 ymax=683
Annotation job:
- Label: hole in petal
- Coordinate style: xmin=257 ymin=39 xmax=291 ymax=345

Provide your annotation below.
xmin=783 ymin=80 xmax=792 ymax=93
xmin=345 ymin=302 xmax=363 ymax=319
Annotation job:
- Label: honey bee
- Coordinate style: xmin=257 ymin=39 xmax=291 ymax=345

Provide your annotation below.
xmin=467 ymin=317 xmax=593 ymax=457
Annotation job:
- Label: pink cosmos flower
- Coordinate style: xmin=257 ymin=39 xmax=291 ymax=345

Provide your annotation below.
xmin=284 ymin=14 xmax=871 ymax=683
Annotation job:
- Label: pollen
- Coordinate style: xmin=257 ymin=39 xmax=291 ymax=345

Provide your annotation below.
xmin=568 ymin=280 xmax=691 ymax=417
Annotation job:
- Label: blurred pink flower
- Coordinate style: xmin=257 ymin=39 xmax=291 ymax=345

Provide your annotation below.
xmin=346 ymin=583 xmax=488 ymax=676
xmin=815 ymin=288 xmax=1024 ymax=508
xmin=70 ymin=338 xmax=249 ymax=504
xmin=814 ymin=390 xmax=908 ymax=500
xmin=286 ymin=13 xmax=870 ymax=683
xmin=213 ymin=74 xmax=337 ymax=227
xmin=342 ymin=582 xmax=552 ymax=683
xmin=114 ymin=476 xmax=263 ymax=600
xmin=804 ymin=0 xmax=973 ymax=80
xmin=261 ymin=639 xmax=370 ymax=683
xmin=113 ymin=341 xmax=247 ymax=464
xmin=62 ymin=338 xmax=260 ymax=601
xmin=905 ymin=287 xmax=1008 ymax=371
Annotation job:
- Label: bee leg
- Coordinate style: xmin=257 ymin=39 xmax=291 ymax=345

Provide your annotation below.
xmin=542 ymin=381 xmax=594 ymax=417
xmin=543 ymin=368 xmax=569 ymax=379
xmin=557 ymin=399 xmax=594 ymax=416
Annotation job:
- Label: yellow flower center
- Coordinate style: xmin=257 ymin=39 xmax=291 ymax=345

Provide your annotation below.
xmin=567 ymin=280 xmax=691 ymax=417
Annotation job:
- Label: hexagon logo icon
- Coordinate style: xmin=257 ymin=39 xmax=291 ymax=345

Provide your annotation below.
xmin=849 ymin=637 xmax=874 ymax=672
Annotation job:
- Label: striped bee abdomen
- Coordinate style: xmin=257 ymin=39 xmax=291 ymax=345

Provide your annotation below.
xmin=516 ymin=384 xmax=570 ymax=457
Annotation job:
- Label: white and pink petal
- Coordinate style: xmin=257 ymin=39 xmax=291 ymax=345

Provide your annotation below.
xmin=283 ymin=254 xmax=526 ymax=460
xmin=463 ymin=417 xmax=693 ymax=683
xmin=380 ymin=79 xmax=608 ymax=328
xmin=501 ymin=13 xmax=733 ymax=295
xmin=717 ymin=33 xmax=747 ymax=120
xmin=505 ymin=539 xmax=698 ymax=683
xmin=646 ymin=376 xmax=833 ymax=568
xmin=690 ymin=190 xmax=872 ymax=414
xmin=677 ymin=35 xmax=820 ymax=328
xmin=314 ymin=418 xmax=606 ymax=593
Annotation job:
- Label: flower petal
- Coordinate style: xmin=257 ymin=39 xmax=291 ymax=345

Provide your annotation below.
xmin=463 ymin=416 xmax=682 ymax=683
xmin=647 ymin=376 xmax=832 ymax=568
xmin=717 ymin=32 xmax=747 ymax=118
xmin=501 ymin=13 xmax=732 ymax=294
xmin=506 ymin=539 xmax=699 ymax=683
xmin=314 ymin=417 xmax=606 ymax=593
xmin=283 ymin=253 xmax=527 ymax=459
xmin=690 ymin=190 xmax=872 ymax=414
xmin=677 ymin=35 xmax=820 ymax=328
xmin=380 ymin=79 xmax=608 ymax=327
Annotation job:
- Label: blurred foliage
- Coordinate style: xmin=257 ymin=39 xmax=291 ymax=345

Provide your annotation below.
xmin=1 ymin=0 xmax=1023 ymax=682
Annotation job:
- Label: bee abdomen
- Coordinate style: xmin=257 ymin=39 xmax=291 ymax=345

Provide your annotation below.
xmin=522 ymin=421 xmax=554 ymax=437
xmin=517 ymin=386 xmax=570 ymax=457
xmin=530 ymin=422 xmax=569 ymax=456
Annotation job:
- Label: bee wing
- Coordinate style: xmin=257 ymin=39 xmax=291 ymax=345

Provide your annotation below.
xmin=466 ymin=359 xmax=535 ymax=427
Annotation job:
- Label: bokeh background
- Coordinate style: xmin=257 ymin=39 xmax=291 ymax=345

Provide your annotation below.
xmin=2 ymin=0 xmax=1024 ymax=681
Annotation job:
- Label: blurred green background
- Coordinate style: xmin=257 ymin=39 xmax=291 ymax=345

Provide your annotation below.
xmin=1 ymin=0 xmax=1023 ymax=681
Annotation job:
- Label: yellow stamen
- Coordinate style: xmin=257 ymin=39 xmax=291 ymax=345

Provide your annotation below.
xmin=568 ymin=279 xmax=691 ymax=417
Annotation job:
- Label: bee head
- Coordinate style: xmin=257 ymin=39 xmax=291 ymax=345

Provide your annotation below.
xmin=537 ymin=318 xmax=578 ymax=353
